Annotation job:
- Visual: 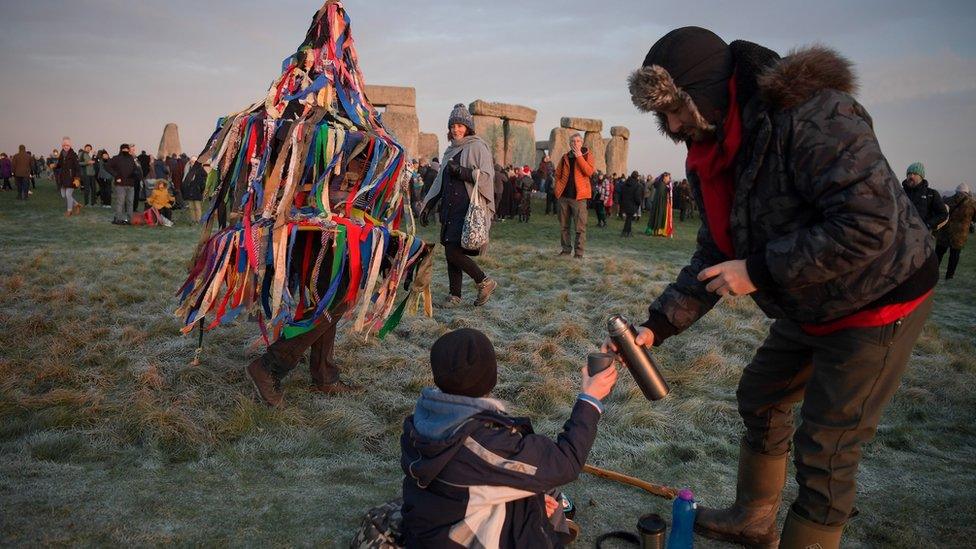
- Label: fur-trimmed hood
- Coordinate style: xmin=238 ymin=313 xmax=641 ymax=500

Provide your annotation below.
xmin=629 ymin=41 xmax=858 ymax=142
xmin=758 ymin=45 xmax=857 ymax=110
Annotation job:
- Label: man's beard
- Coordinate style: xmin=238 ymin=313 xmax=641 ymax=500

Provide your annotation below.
xmin=681 ymin=126 xmax=716 ymax=143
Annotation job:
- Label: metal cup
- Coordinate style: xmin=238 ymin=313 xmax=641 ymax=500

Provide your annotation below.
xmin=637 ymin=513 xmax=667 ymax=549
xmin=587 ymin=352 xmax=616 ymax=376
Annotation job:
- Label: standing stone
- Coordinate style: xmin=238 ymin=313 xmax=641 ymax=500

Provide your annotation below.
xmin=548 ymin=127 xmax=574 ymax=166
xmin=364 ymin=85 xmax=416 ymax=107
xmin=157 ymin=123 xmax=182 ymax=159
xmin=418 ymin=132 xmax=440 ymax=161
xmin=504 ymin=119 xmax=536 ymax=167
xmin=610 ymin=126 xmax=630 ymax=139
xmin=469 ymin=100 xmax=537 ymax=123
xmin=381 ymin=109 xmax=420 ymax=160
xmin=535 ymin=140 xmax=549 ymax=167
xmin=583 ymin=131 xmax=607 ymax=173
xmin=560 ymin=117 xmax=603 ymax=133
xmin=606 ymin=135 xmax=629 ymax=177
xmin=473 ymin=115 xmax=505 ymax=164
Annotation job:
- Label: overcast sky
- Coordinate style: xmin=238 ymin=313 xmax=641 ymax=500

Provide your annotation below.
xmin=1 ymin=0 xmax=974 ymax=191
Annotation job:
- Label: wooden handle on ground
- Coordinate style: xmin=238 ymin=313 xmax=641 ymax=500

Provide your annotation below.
xmin=583 ymin=464 xmax=680 ymax=500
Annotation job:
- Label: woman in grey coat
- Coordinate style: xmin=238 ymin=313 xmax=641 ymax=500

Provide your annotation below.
xmin=420 ymin=103 xmax=498 ymax=307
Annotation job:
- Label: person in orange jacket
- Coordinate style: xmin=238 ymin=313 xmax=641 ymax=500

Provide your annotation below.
xmin=554 ymin=133 xmax=595 ymax=258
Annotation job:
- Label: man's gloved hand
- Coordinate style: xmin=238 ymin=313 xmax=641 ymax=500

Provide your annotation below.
xmin=447 ymin=160 xmax=475 ymax=183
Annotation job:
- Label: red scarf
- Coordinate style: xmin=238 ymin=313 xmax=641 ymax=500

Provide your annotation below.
xmin=685 ymin=76 xmax=742 ymax=258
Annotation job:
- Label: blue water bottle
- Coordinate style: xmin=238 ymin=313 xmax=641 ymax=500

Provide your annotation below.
xmin=666 ymin=489 xmax=696 ymax=549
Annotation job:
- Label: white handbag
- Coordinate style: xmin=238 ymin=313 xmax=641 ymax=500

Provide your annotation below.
xmin=461 ymin=176 xmax=490 ymax=251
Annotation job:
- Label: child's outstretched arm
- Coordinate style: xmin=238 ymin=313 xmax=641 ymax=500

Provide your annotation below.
xmin=459 ymin=366 xmax=618 ymax=494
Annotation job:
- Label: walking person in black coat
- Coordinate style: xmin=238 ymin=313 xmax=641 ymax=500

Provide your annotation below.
xmin=619 ymin=171 xmax=643 ymax=236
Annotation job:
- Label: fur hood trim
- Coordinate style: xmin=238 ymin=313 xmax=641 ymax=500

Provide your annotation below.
xmin=629 ymin=44 xmax=858 ymax=142
xmin=628 ymin=64 xmax=714 ymax=142
xmin=758 ymin=45 xmax=857 ymax=110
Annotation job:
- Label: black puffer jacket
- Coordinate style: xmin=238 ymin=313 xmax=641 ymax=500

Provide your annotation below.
xmin=902 ymin=179 xmax=948 ymax=231
xmin=619 ymin=175 xmax=643 ymax=215
xmin=644 ymin=43 xmax=935 ymax=341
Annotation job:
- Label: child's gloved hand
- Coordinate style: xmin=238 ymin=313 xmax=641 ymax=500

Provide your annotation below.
xmin=581 ymin=364 xmax=618 ymax=401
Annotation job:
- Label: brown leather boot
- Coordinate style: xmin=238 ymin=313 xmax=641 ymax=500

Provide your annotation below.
xmin=778 ymin=508 xmax=843 ymax=549
xmin=245 ymin=358 xmax=283 ymax=408
xmin=694 ymin=440 xmax=788 ymax=548
xmin=311 ymin=379 xmax=363 ymax=396
xmin=474 ymin=277 xmax=497 ymax=306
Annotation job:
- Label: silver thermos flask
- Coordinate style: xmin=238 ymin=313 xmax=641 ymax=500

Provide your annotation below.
xmin=607 ymin=314 xmax=670 ymax=401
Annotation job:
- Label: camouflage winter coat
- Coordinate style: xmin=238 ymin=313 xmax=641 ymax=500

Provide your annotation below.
xmin=645 ymin=43 xmax=934 ymax=341
xmin=936 ymin=192 xmax=976 ymax=249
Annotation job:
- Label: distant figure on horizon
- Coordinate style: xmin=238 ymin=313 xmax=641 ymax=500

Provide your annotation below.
xmin=79 ymin=144 xmax=97 ymax=207
xmin=934 ymin=183 xmax=976 ymax=280
xmin=12 ymin=145 xmax=33 ymax=200
xmin=54 ymin=137 xmax=81 ymax=217
xmin=180 ymin=157 xmax=209 ymax=224
xmin=106 ymin=144 xmax=140 ymax=225
xmin=0 ymin=152 xmax=12 ymax=191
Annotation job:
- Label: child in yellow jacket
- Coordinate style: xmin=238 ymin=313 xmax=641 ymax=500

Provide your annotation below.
xmin=147 ymin=180 xmax=175 ymax=226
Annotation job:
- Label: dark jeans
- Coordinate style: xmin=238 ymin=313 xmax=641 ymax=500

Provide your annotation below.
xmin=98 ymin=178 xmax=112 ymax=205
xmin=159 ymin=207 xmax=173 ymax=221
xmin=82 ymin=174 xmax=97 ymax=205
xmin=545 ymin=190 xmax=557 ymax=215
xmin=935 ymin=242 xmax=961 ymax=280
xmin=622 ymin=213 xmax=635 ymax=235
xmin=444 ymin=243 xmax=486 ymax=298
xmin=1 ymin=177 xmax=10 ymax=190
xmin=263 ymin=304 xmax=348 ymax=385
xmin=737 ymin=296 xmax=932 ymax=526
xmin=15 ymin=177 xmax=30 ymax=199
xmin=595 ymin=202 xmax=607 ymax=225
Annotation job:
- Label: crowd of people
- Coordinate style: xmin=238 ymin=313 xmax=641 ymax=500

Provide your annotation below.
xmin=2 ymin=138 xmax=210 ymax=227
xmin=4 ymin=22 xmax=976 ymax=549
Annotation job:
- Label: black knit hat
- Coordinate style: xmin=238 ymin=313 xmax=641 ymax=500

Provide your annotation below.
xmin=629 ymin=27 xmax=733 ymax=135
xmin=430 ymin=328 xmax=497 ymax=398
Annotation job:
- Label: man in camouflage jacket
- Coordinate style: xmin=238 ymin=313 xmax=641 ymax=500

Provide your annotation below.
xmin=621 ymin=27 xmax=938 ymax=548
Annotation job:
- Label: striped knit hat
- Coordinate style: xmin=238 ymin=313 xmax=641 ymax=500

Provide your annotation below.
xmin=906 ymin=162 xmax=925 ymax=178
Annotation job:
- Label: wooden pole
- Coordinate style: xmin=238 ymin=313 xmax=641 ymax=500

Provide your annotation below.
xmin=583 ymin=464 xmax=680 ymax=500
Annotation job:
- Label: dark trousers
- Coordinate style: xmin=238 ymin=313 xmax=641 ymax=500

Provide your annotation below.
xmin=159 ymin=207 xmax=173 ymax=221
xmin=737 ymin=296 xmax=931 ymax=526
xmin=15 ymin=177 xmax=30 ymax=199
xmin=82 ymin=175 xmax=97 ymax=205
xmin=444 ymin=243 xmax=485 ymax=298
xmin=595 ymin=202 xmax=607 ymax=226
xmin=263 ymin=304 xmax=347 ymax=385
xmin=98 ymin=178 xmax=112 ymax=205
xmin=935 ymin=242 xmax=961 ymax=280
xmin=622 ymin=213 xmax=635 ymax=235
xmin=1 ymin=177 xmax=10 ymax=190
xmin=545 ymin=190 xmax=557 ymax=215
